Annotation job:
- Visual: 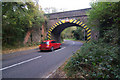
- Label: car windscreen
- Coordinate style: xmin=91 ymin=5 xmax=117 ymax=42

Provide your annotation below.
xmin=41 ymin=42 xmax=49 ymax=45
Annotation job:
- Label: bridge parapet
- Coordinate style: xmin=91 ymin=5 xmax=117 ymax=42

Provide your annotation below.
xmin=46 ymin=8 xmax=91 ymax=28
xmin=48 ymin=8 xmax=91 ymax=20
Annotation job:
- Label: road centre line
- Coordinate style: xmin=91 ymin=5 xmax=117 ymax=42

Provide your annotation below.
xmin=54 ymin=47 xmax=66 ymax=52
xmin=1 ymin=47 xmax=66 ymax=71
xmin=0 ymin=56 xmax=42 ymax=71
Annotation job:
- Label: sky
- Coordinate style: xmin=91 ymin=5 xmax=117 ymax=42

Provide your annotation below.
xmin=38 ymin=0 xmax=91 ymax=13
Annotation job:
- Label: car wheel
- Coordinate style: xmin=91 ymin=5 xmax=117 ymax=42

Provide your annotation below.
xmin=50 ymin=47 xmax=54 ymax=51
xmin=59 ymin=45 xmax=61 ymax=49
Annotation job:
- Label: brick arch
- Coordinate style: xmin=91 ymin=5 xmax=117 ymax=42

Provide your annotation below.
xmin=47 ymin=19 xmax=91 ymax=42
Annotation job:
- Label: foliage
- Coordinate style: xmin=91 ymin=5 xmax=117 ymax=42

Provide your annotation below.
xmin=61 ymin=26 xmax=86 ymax=41
xmin=44 ymin=7 xmax=65 ymax=13
xmin=64 ymin=40 xmax=119 ymax=78
xmin=64 ymin=2 xmax=120 ymax=79
xmin=72 ymin=27 xmax=87 ymax=40
xmin=87 ymin=2 xmax=120 ymax=45
xmin=44 ymin=7 xmax=58 ymax=13
xmin=61 ymin=26 xmax=77 ymax=40
xmin=2 ymin=2 xmax=45 ymax=47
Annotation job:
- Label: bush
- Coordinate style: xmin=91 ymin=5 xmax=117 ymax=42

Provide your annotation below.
xmin=87 ymin=2 xmax=120 ymax=45
xmin=64 ymin=40 xmax=120 ymax=78
xmin=64 ymin=2 xmax=120 ymax=79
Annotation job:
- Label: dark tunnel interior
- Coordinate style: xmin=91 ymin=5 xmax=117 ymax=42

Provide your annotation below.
xmin=51 ymin=22 xmax=81 ymax=42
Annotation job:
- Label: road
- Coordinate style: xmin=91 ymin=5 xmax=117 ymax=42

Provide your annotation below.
xmin=2 ymin=40 xmax=83 ymax=78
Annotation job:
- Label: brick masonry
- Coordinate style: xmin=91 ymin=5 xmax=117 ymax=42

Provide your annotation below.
xmin=26 ymin=8 xmax=98 ymax=43
xmin=46 ymin=8 xmax=99 ymax=42
xmin=47 ymin=8 xmax=91 ymax=27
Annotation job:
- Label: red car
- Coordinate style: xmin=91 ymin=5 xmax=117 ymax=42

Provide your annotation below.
xmin=39 ymin=40 xmax=61 ymax=51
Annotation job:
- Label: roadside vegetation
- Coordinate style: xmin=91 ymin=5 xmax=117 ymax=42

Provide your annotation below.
xmin=2 ymin=2 xmax=47 ymax=50
xmin=61 ymin=26 xmax=76 ymax=40
xmin=61 ymin=26 xmax=87 ymax=41
xmin=64 ymin=2 xmax=120 ymax=78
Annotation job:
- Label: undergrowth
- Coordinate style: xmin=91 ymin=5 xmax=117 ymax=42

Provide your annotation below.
xmin=64 ymin=40 xmax=120 ymax=78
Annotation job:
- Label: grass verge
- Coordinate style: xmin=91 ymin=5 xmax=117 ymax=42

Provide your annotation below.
xmin=2 ymin=42 xmax=40 ymax=54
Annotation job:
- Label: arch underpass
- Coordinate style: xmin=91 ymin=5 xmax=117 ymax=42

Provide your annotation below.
xmin=47 ymin=19 xmax=91 ymax=42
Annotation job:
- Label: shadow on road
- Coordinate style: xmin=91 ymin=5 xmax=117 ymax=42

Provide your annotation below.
xmin=37 ymin=48 xmax=61 ymax=53
xmin=38 ymin=50 xmax=50 ymax=53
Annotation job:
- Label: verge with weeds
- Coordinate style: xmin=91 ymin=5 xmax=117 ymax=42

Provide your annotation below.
xmin=64 ymin=40 xmax=119 ymax=78
xmin=64 ymin=2 xmax=120 ymax=78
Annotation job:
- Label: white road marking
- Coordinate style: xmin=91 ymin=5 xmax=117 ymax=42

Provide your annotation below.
xmin=46 ymin=69 xmax=57 ymax=78
xmin=0 ymin=56 xmax=42 ymax=71
xmin=54 ymin=47 xmax=66 ymax=52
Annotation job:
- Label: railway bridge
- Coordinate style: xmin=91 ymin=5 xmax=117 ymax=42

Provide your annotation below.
xmin=46 ymin=8 xmax=98 ymax=42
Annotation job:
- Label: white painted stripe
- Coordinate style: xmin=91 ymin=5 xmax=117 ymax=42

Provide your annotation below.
xmin=54 ymin=47 xmax=66 ymax=52
xmin=46 ymin=69 xmax=57 ymax=78
xmin=0 ymin=56 xmax=42 ymax=71
xmin=46 ymin=73 xmax=52 ymax=78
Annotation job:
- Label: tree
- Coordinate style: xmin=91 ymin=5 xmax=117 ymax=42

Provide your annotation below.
xmin=64 ymin=2 xmax=120 ymax=78
xmin=2 ymin=2 xmax=45 ymax=47
xmin=61 ymin=26 xmax=76 ymax=39
xmin=44 ymin=7 xmax=58 ymax=13
xmin=72 ymin=27 xmax=86 ymax=40
xmin=87 ymin=2 xmax=120 ymax=45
